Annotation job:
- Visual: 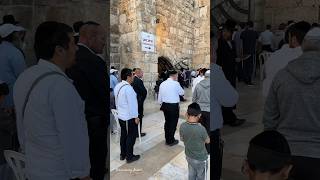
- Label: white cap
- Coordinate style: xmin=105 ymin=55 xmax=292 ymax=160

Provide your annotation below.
xmin=305 ymin=27 xmax=320 ymax=40
xmin=110 ymin=69 xmax=118 ymax=74
xmin=205 ymin=70 xmax=210 ymax=77
xmin=0 ymin=23 xmax=26 ymax=38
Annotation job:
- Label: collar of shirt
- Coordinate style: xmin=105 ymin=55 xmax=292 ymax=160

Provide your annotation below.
xmin=121 ymin=80 xmax=130 ymax=85
xmin=77 ymin=43 xmax=96 ymax=55
xmin=38 ymin=59 xmax=73 ymax=82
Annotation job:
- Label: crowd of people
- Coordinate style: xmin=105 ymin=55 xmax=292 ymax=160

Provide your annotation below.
xmin=211 ymin=18 xmax=320 ymax=180
xmin=0 ymin=15 xmax=108 ymax=180
xmin=0 ymin=11 xmax=320 ymax=180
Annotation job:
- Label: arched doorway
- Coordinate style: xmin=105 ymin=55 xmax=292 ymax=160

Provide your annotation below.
xmin=158 ymin=56 xmax=174 ymax=77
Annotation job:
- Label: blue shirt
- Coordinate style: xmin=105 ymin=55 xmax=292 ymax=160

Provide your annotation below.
xmin=13 ymin=60 xmax=90 ymax=180
xmin=0 ymin=41 xmax=26 ymax=108
xmin=110 ymin=74 xmax=118 ymax=91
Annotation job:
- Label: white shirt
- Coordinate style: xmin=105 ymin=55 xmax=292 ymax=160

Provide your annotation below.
xmin=259 ymin=30 xmax=274 ymax=45
xmin=158 ymin=78 xmax=184 ymax=104
xmin=192 ymin=76 xmax=205 ymax=93
xmin=13 ymin=60 xmax=90 ymax=180
xmin=114 ymin=80 xmax=138 ymax=121
xmin=263 ymin=45 xmax=303 ymax=97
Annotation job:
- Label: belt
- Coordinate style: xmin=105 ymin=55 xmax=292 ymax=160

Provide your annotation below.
xmin=163 ymin=102 xmax=179 ymax=105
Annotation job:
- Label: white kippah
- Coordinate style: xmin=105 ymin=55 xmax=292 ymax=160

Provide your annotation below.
xmin=305 ymin=27 xmax=320 ymax=40
xmin=205 ymin=70 xmax=210 ymax=77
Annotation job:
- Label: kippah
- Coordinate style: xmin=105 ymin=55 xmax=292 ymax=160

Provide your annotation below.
xmin=247 ymin=144 xmax=291 ymax=171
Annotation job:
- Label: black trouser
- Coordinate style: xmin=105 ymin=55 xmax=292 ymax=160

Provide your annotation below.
xmin=262 ymin=45 xmax=273 ymax=52
xmin=161 ymin=103 xmax=179 ymax=144
xmin=236 ymin=62 xmax=244 ymax=82
xmin=119 ymin=118 xmax=138 ymax=160
xmin=137 ymin=103 xmax=144 ymax=135
xmin=200 ymin=111 xmax=210 ymax=154
xmin=243 ymin=54 xmax=254 ymax=84
xmin=222 ymin=106 xmax=237 ymax=124
xmin=87 ymin=117 xmax=108 ymax=180
xmin=290 ymin=156 xmax=320 ymax=180
xmin=211 ymin=129 xmax=223 ymax=180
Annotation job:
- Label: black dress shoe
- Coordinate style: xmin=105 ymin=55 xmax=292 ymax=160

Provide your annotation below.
xmin=127 ymin=155 xmax=140 ymax=163
xmin=229 ymin=118 xmax=246 ymax=127
xmin=136 ymin=132 xmax=146 ymax=138
xmin=120 ymin=155 xmax=126 ymax=161
xmin=166 ymin=140 xmax=179 ymax=146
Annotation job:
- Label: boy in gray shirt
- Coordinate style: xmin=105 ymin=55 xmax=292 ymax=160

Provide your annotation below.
xmin=180 ymin=103 xmax=210 ymax=180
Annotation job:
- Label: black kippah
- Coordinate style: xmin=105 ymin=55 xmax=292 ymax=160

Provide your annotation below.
xmin=247 ymin=144 xmax=291 ymax=172
xmin=169 ymin=70 xmax=178 ymax=75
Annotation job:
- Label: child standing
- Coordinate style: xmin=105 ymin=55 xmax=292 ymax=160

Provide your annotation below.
xmin=180 ymin=103 xmax=210 ymax=180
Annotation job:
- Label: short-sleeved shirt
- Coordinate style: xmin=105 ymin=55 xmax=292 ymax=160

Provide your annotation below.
xmin=180 ymin=122 xmax=209 ymax=161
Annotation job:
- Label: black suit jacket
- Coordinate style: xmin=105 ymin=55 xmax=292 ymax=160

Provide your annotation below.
xmin=132 ymin=76 xmax=147 ymax=113
xmin=66 ymin=45 xmax=109 ymax=125
xmin=216 ymin=38 xmax=237 ymax=87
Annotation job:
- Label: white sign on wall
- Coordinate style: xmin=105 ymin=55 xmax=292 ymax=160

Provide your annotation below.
xmin=141 ymin=32 xmax=155 ymax=52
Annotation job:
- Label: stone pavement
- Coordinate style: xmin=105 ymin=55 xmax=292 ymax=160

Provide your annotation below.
xmin=110 ymin=79 xmax=264 ymax=180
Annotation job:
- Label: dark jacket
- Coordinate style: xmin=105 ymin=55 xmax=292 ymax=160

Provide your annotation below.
xmin=0 ymin=110 xmax=16 ymax=165
xmin=66 ymin=45 xmax=109 ymax=126
xmin=263 ymin=51 xmax=320 ymax=158
xmin=217 ymin=38 xmax=237 ymax=87
xmin=132 ymin=76 xmax=147 ymax=115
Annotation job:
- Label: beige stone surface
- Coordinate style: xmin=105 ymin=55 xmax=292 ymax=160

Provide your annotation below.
xmin=111 ymin=0 xmax=210 ymax=94
xmin=264 ymin=0 xmax=320 ymax=28
xmin=0 ymin=0 xmax=109 ymax=66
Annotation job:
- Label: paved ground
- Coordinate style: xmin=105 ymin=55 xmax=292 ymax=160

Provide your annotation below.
xmin=110 ymin=79 xmax=264 ymax=180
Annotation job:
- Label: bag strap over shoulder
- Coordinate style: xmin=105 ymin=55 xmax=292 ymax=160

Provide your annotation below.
xmin=22 ymin=71 xmax=65 ymax=120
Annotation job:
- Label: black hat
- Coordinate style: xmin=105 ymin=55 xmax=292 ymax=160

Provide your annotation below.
xmin=2 ymin=15 xmax=19 ymax=25
xmin=168 ymin=70 xmax=178 ymax=75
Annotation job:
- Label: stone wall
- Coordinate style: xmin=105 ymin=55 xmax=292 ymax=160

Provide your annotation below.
xmin=0 ymin=0 xmax=109 ymax=66
xmin=111 ymin=0 xmax=210 ymax=96
xmin=156 ymin=0 xmax=194 ymax=67
xmin=264 ymin=0 xmax=320 ymax=28
xmin=193 ymin=0 xmax=210 ymax=69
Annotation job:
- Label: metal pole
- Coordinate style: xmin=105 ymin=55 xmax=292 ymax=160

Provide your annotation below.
xmin=248 ymin=0 xmax=251 ymax=21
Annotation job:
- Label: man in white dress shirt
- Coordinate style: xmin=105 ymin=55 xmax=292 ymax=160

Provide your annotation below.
xmin=192 ymin=68 xmax=206 ymax=93
xmin=259 ymin=25 xmax=274 ymax=52
xmin=13 ymin=22 xmax=90 ymax=180
xmin=114 ymin=68 xmax=140 ymax=163
xmin=158 ymin=70 xmax=184 ymax=146
xmin=263 ymin=21 xmax=311 ymax=97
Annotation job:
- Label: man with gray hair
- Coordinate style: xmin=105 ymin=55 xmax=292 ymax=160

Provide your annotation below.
xmin=263 ymin=27 xmax=320 ymax=180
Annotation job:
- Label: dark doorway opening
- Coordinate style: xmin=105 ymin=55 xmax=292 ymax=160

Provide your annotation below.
xmin=158 ymin=56 xmax=174 ymax=76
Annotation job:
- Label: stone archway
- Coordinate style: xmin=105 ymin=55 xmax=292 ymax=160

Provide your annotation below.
xmin=158 ymin=56 xmax=174 ymax=76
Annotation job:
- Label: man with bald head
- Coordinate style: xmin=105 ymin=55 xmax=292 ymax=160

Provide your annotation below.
xmin=132 ymin=68 xmax=147 ymax=137
xmin=67 ymin=21 xmax=108 ymax=180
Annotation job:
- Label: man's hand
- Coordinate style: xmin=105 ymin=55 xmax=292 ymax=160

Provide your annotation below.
xmin=135 ymin=118 xmax=140 ymax=125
